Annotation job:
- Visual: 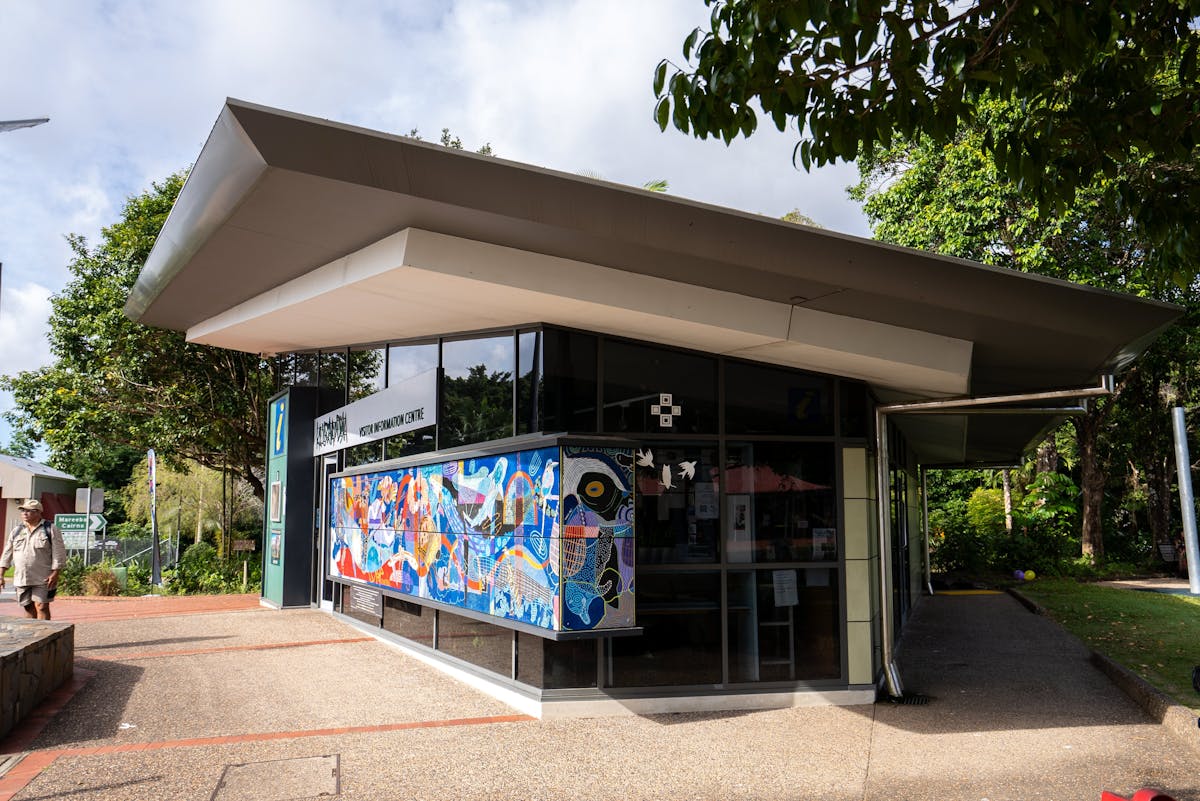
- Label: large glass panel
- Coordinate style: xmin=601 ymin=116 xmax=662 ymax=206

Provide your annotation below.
xmin=292 ymin=353 xmax=319 ymax=387
xmin=349 ymin=346 xmax=386 ymax=401
xmin=383 ymin=425 xmax=437 ymax=460
xmin=382 ymin=595 xmax=434 ymax=647
xmin=441 ymin=335 xmax=515 ymax=448
xmin=540 ymin=328 xmax=598 ymax=433
xmin=725 ymin=361 xmax=834 ymax=435
xmin=727 ymin=568 xmax=841 ymax=682
xmin=602 ymin=340 xmax=717 ymax=434
xmin=635 ymin=443 xmax=720 ymax=564
xmin=318 ymin=350 xmax=348 ymax=403
xmin=839 ymin=380 xmax=869 ymax=438
xmin=387 ymin=341 xmax=438 ymax=387
xmin=725 ymin=442 xmax=838 ymax=563
xmin=344 ymin=441 xmax=383 ymax=468
xmin=436 ymin=609 xmax=513 ymax=678
xmin=515 ymin=633 xmax=597 ymax=689
xmin=609 ymin=571 xmax=721 ymax=687
xmin=517 ymin=331 xmax=540 ymax=436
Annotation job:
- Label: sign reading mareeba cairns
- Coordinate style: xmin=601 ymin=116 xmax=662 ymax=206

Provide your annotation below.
xmin=313 ymin=368 xmax=438 ymax=456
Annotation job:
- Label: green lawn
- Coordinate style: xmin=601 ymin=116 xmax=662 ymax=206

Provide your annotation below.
xmin=1019 ymin=578 xmax=1200 ymax=713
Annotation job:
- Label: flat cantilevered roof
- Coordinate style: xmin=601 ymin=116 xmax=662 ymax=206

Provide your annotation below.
xmin=127 ymin=99 xmax=1181 ymax=465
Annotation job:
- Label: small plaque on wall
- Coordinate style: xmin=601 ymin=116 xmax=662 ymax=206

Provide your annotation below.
xmin=348 ymin=585 xmax=383 ymax=619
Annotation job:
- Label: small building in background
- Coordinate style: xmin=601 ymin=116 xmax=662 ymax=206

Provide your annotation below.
xmin=0 ymin=454 xmax=81 ymax=537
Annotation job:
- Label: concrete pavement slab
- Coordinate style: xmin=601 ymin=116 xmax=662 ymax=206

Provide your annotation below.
xmin=0 ymin=592 xmax=1196 ymax=800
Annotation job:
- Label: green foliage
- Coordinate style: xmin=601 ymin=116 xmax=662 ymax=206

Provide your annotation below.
xmin=441 ymin=365 xmax=514 ymax=448
xmin=656 ymin=0 xmax=1200 ymax=285
xmin=1 ymin=173 xmax=275 ymax=500
xmin=965 ymin=487 xmax=1005 ymax=538
xmin=83 ymin=563 xmax=122 ymax=596
xmin=162 ymin=541 xmax=261 ymax=594
xmin=56 ymin=555 xmax=87 ymax=596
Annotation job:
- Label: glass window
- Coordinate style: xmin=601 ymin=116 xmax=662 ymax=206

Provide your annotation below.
xmin=725 ymin=361 xmax=833 ymax=435
xmin=344 ymin=441 xmax=383 ymax=468
xmin=382 ymin=596 xmax=434 ymax=647
xmin=602 ymin=340 xmax=716 ymax=434
xmin=609 ymin=572 xmax=722 ymax=687
xmin=635 ymin=443 xmax=720 ymax=564
xmin=725 ymin=442 xmax=838 ymax=563
xmin=318 ymin=350 xmax=348 ymax=402
xmin=727 ymin=568 xmax=841 ymax=682
xmin=515 ymin=634 xmax=597 ymax=689
xmin=517 ymin=331 xmax=540 ymax=436
xmin=540 ymin=328 xmax=598 ymax=433
xmin=839 ymin=380 xmax=869 ymax=438
xmin=436 ymin=609 xmax=513 ymax=678
xmin=441 ymin=335 xmax=516 ymax=448
xmin=383 ymin=425 xmax=436 ymax=461
xmin=292 ymin=353 xmax=319 ymax=388
xmin=388 ymin=342 xmax=438 ymax=387
xmin=349 ymin=347 xmax=386 ymax=402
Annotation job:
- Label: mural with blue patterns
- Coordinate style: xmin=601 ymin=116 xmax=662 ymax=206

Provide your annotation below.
xmin=329 ymin=444 xmax=635 ymax=632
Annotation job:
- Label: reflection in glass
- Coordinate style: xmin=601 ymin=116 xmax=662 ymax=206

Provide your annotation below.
xmin=517 ymin=331 xmax=540 ymax=436
xmin=441 ymin=335 xmax=516 ymax=448
xmin=725 ymin=361 xmax=833 ymax=435
xmin=727 ymin=568 xmax=840 ymax=682
xmin=516 ymin=633 xmax=597 ymax=689
xmin=388 ymin=342 xmax=438 ymax=387
xmin=318 ymin=350 xmax=348 ymax=400
xmin=541 ymin=328 xmax=597 ymax=432
xmin=635 ymin=444 xmax=719 ymax=564
xmin=436 ymin=608 xmax=514 ymax=678
xmin=383 ymin=425 xmax=436 ymax=461
xmin=602 ymin=340 xmax=717 ymax=434
xmin=610 ymin=572 xmax=721 ymax=687
xmin=840 ymin=380 xmax=869 ymax=438
xmin=344 ymin=441 xmax=383 ymax=468
xmin=725 ymin=442 xmax=837 ymax=563
xmin=349 ymin=347 xmax=386 ymax=401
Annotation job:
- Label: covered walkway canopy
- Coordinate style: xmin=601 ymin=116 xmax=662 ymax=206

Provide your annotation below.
xmin=126 ymin=99 xmax=1181 ymax=466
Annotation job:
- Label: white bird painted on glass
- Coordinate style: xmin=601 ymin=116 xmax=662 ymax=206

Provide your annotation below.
xmin=661 ymin=464 xmax=675 ymax=489
xmin=636 ymin=448 xmax=655 ymax=467
xmin=678 ymin=460 xmax=697 ymax=480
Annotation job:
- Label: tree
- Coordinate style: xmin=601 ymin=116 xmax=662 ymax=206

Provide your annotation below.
xmin=2 ymin=174 xmax=275 ymax=499
xmin=849 ymin=97 xmax=1200 ymax=559
xmin=655 ymin=0 xmax=1200 ymax=284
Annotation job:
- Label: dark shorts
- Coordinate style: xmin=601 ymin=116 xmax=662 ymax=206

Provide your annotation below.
xmin=16 ymin=585 xmax=52 ymax=606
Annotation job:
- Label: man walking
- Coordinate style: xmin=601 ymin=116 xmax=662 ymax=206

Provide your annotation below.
xmin=0 ymin=499 xmax=67 ymax=619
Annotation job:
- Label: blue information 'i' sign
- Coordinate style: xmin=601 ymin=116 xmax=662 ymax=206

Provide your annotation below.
xmin=271 ymin=398 xmax=287 ymax=457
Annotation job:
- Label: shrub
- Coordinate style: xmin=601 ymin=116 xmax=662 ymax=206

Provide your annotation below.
xmin=83 ymin=565 xmax=122 ymax=596
xmin=56 ymin=555 xmax=87 ymax=596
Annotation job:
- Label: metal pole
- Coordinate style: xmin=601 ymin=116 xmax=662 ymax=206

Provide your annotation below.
xmin=1171 ymin=407 xmax=1200 ymax=595
xmin=875 ymin=406 xmax=904 ymax=699
xmin=84 ymin=486 xmax=93 ymax=567
xmin=921 ymin=466 xmax=933 ymax=596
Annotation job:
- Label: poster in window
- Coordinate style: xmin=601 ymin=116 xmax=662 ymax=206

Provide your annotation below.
xmin=269 ymin=480 xmax=282 ymax=523
xmin=269 ymin=531 xmax=281 ymax=565
xmin=727 ymin=493 xmax=752 ymax=563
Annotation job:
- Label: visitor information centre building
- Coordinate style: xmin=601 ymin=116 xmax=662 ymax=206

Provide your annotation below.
xmin=126 ymin=100 xmax=1179 ymax=717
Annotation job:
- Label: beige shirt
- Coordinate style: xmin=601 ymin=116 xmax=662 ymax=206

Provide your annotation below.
xmin=0 ymin=519 xmax=67 ymax=587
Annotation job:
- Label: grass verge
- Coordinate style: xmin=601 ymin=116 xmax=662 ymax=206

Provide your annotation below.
xmin=1018 ymin=578 xmax=1200 ymax=714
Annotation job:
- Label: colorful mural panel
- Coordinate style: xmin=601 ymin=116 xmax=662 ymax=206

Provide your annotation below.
xmin=328 ymin=443 xmax=635 ymax=633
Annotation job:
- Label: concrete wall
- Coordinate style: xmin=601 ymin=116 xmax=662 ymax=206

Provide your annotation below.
xmin=0 ymin=619 xmax=74 ymax=739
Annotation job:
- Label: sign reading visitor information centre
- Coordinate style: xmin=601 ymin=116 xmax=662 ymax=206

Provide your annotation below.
xmin=313 ymin=368 xmax=438 ymax=456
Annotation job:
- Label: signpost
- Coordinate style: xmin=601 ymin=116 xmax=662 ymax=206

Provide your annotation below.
xmin=55 ymin=513 xmax=108 ymax=553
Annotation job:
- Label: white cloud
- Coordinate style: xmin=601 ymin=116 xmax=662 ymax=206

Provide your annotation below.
xmin=0 ymin=0 xmax=871 ymax=393
xmin=0 ymin=281 xmax=53 ymax=379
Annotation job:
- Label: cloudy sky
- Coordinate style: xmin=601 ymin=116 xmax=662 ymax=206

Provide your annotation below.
xmin=0 ymin=0 xmax=870 ymax=449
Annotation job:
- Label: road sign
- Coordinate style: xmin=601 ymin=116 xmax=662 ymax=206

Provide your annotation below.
xmin=55 ymin=513 xmax=107 ymax=532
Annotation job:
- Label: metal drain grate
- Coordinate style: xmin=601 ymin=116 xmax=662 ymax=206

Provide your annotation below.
xmin=889 ymin=693 xmax=931 ymax=706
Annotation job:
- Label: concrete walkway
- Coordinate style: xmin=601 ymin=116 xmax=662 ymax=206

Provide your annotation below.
xmin=0 ymin=590 xmax=1196 ymax=800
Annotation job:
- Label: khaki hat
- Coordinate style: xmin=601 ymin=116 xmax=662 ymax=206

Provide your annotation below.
xmin=17 ymin=499 xmax=42 ymax=512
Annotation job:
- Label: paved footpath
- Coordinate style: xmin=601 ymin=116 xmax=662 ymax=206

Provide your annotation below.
xmin=0 ymin=590 xmax=1197 ymax=800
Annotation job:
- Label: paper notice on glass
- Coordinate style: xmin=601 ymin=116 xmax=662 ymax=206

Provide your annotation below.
xmin=773 ymin=569 xmax=799 ymax=607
